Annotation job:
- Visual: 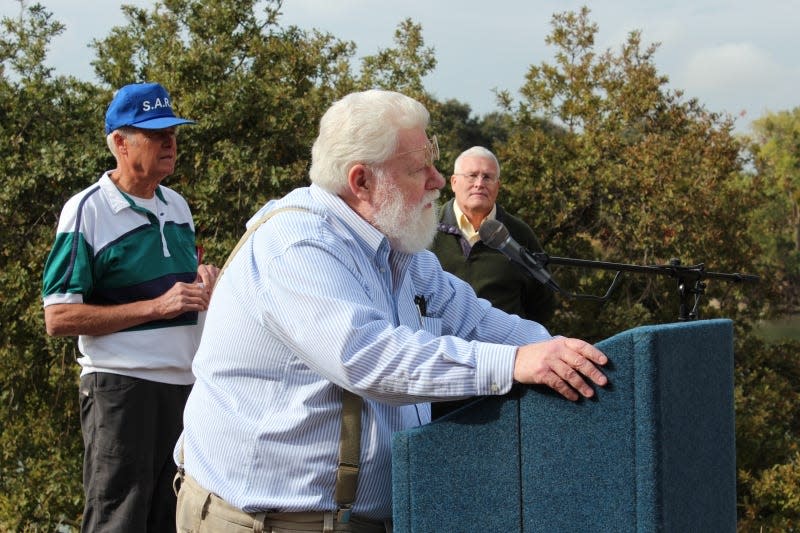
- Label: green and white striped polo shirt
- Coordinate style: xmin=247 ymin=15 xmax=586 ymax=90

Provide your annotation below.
xmin=43 ymin=172 xmax=202 ymax=384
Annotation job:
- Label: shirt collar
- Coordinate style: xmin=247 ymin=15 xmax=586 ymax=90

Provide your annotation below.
xmin=310 ymin=185 xmax=415 ymax=286
xmin=453 ymin=201 xmax=496 ymax=244
xmin=99 ymin=172 xmax=131 ymax=214
xmin=310 ymin=184 xmax=388 ymax=256
xmin=99 ymin=171 xmax=167 ymax=213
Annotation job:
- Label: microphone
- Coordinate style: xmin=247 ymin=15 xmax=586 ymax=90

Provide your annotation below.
xmin=478 ymin=219 xmax=560 ymax=292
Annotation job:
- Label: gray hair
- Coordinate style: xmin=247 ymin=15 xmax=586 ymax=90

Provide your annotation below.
xmin=453 ymin=146 xmax=501 ymax=178
xmin=309 ymin=90 xmax=430 ymax=194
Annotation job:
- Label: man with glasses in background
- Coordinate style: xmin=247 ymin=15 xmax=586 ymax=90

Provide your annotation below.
xmin=430 ymin=146 xmax=556 ymax=419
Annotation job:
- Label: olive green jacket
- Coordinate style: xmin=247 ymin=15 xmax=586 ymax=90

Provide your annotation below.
xmin=429 ymin=199 xmax=557 ymax=420
xmin=430 ymin=199 xmax=556 ymax=324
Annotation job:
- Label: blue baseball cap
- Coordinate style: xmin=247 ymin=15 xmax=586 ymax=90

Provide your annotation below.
xmin=104 ymin=82 xmax=196 ymax=134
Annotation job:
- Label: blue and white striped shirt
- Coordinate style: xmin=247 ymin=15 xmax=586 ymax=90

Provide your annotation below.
xmin=180 ymin=184 xmax=551 ymax=520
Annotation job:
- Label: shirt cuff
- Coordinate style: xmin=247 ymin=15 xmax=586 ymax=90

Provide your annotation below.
xmin=473 ymin=343 xmax=517 ymax=396
xmin=43 ymin=293 xmax=84 ymax=306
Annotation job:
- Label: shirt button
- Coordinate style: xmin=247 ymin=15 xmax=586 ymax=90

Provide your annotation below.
xmin=491 ymin=384 xmax=500 ymax=393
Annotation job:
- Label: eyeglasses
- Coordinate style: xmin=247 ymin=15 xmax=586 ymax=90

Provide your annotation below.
xmin=396 ymin=135 xmax=440 ymax=167
xmin=455 ymin=171 xmax=499 ymax=184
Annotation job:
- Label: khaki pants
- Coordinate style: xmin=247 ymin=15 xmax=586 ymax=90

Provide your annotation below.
xmin=176 ymin=474 xmax=391 ymax=533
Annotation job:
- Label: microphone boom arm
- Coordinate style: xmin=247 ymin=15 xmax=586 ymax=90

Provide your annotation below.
xmin=476 ymin=218 xmax=758 ymax=321
xmin=532 ymin=252 xmax=759 ymax=321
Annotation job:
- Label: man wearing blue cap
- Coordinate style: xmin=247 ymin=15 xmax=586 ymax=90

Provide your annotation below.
xmin=42 ymin=82 xmax=219 ymax=532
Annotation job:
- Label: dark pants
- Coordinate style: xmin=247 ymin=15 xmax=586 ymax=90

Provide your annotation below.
xmin=79 ymin=372 xmax=192 ymax=533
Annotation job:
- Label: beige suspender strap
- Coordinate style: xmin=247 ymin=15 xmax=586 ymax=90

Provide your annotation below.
xmin=189 ymin=205 xmax=363 ymax=520
xmin=334 ymin=389 xmax=363 ymax=523
xmin=219 ymin=207 xmax=305 ymax=276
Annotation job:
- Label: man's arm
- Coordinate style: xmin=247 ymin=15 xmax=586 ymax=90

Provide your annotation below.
xmin=44 ymin=280 xmax=211 ymax=337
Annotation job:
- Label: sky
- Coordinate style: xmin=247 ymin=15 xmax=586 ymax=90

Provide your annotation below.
xmin=3 ymin=0 xmax=799 ymax=133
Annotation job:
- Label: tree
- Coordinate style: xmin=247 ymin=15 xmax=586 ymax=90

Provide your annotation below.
xmin=0 ymin=3 xmax=106 ymax=529
xmin=0 ymin=2 xmax=448 ymax=528
xmin=1 ymin=0 xmax=361 ymax=528
xmin=89 ymin=0 xmax=358 ymax=265
xmin=746 ymin=108 xmax=800 ymax=310
xmin=734 ymin=334 xmax=800 ymax=530
xmin=359 ymin=18 xmax=436 ymax=105
xmin=495 ymin=7 xmax=765 ymax=339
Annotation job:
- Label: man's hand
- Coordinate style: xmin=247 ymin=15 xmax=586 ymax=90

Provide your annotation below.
xmin=513 ymin=337 xmax=609 ymax=401
xmin=153 ymin=281 xmax=211 ymax=319
xmin=195 ymin=263 xmax=220 ymax=295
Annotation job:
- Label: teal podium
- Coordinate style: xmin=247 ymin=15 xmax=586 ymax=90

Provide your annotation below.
xmin=392 ymin=319 xmax=736 ymax=532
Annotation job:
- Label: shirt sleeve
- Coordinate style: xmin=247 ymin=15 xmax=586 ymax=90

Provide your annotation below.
xmin=42 ymin=211 xmax=93 ymax=306
xmin=257 ymin=237 xmax=549 ymax=405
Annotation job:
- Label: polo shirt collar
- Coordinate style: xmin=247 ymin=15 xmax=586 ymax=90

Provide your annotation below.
xmin=99 ymin=171 xmax=167 ymax=213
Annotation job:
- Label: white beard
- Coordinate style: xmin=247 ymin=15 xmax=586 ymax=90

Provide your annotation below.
xmin=372 ymin=178 xmax=439 ymax=254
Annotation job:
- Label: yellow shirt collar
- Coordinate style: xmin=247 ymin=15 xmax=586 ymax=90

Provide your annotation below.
xmin=453 ymin=202 xmax=497 ymax=245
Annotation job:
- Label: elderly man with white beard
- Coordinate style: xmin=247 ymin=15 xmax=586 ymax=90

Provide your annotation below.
xmin=175 ymin=89 xmax=609 ymax=533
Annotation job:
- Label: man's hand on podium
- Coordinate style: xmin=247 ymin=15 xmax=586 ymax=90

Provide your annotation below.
xmin=513 ymin=338 xmax=609 ymax=401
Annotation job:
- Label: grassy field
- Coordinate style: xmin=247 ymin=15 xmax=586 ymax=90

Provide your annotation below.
xmin=755 ymin=314 xmax=800 ymax=342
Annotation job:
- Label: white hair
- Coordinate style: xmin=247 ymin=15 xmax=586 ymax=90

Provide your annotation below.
xmin=105 ymin=127 xmax=136 ymax=157
xmin=309 ymin=90 xmax=430 ymax=194
xmin=453 ymin=146 xmax=501 ymax=178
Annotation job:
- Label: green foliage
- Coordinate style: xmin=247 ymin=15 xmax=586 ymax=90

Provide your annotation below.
xmin=1 ymin=3 xmax=103 ymax=529
xmin=495 ymin=6 xmax=766 ymax=338
xmin=88 ymin=0 xmax=359 ymax=263
xmin=491 ymin=7 xmax=800 ymax=526
xmin=745 ymin=108 xmax=800 ymax=311
xmin=0 ymin=2 xmax=452 ymax=529
xmin=734 ymin=332 xmax=800 ymax=530
xmin=1 ymin=1 xmax=798 ymax=530
xmin=359 ymin=18 xmax=436 ymax=103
